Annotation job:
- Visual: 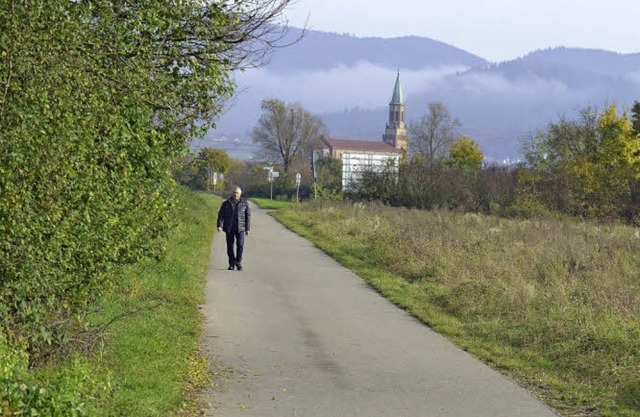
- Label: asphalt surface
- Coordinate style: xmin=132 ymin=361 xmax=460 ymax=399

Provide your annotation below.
xmin=202 ymin=202 xmax=559 ymax=417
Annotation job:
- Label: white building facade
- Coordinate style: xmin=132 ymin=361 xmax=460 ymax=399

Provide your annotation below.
xmin=313 ymin=72 xmax=408 ymax=191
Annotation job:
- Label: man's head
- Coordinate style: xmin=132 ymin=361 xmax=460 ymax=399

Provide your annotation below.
xmin=231 ymin=186 xmax=242 ymax=200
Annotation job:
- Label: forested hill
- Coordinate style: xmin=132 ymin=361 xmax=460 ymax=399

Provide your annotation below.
xmin=265 ymin=27 xmax=488 ymax=72
xmin=486 ymin=48 xmax=640 ymax=81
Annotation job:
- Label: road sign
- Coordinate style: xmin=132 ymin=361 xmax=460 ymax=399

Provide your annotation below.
xmin=271 ymin=171 xmax=280 ymax=178
xmin=263 ymin=166 xmax=274 ymax=199
xmin=295 ymin=173 xmax=301 ymax=185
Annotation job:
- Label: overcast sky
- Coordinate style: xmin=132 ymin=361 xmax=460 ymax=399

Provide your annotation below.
xmin=283 ymin=0 xmax=640 ymax=62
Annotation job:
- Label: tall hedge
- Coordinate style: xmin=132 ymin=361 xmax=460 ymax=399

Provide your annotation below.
xmin=0 ymin=0 xmax=284 ymax=353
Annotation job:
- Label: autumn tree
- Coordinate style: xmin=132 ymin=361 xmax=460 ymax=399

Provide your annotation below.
xmin=449 ymin=135 xmax=484 ymax=171
xmin=197 ymin=147 xmax=232 ymax=189
xmin=252 ymin=98 xmax=327 ymax=175
xmin=409 ymin=101 xmax=461 ymax=163
xmin=523 ymin=104 xmax=640 ymax=219
xmin=583 ymin=105 xmax=640 ymax=216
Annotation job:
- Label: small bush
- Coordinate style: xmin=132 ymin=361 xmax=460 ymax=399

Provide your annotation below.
xmin=1 ymin=333 xmax=109 ymax=416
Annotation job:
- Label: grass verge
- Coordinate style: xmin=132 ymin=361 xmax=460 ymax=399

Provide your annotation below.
xmin=30 ymin=188 xmax=220 ymax=416
xmin=250 ymin=197 xmax=294 ymax=210
xmin=271 ymin=200 xmax=640 ymax=417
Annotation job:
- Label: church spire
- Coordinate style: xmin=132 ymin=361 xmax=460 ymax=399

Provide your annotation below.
xmin=383 ymin=71 xmax=408 ymax=151
xmin=390 ymin=70 xmax=403 ymax=105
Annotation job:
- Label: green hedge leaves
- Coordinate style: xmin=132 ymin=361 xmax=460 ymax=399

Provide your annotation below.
xmin=0 ymin=0 xmax=245 ymax=353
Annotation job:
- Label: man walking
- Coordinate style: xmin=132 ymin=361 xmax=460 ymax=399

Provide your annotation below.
xmin=217 ymin=186 xmax=251 ymax=271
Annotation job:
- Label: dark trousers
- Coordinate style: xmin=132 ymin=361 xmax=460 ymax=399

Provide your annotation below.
xmin=225 ymin=231 xmax=245 ymax=266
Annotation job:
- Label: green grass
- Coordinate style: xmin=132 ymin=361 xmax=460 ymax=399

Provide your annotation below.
xmin=250 ymin=197 xmax=294 ymax=210
xmin=32 ymin=188 xmax=220 ymax=416
xmin=272 ymin=200 xmax=640 ymax=417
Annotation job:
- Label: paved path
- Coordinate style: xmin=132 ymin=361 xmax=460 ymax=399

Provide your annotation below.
xmin=202 ymin=203 xmax=559 ymax=417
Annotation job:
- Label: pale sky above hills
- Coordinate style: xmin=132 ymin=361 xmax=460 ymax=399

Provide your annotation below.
xmin=283 ymin=0 xmax=640 ymax=62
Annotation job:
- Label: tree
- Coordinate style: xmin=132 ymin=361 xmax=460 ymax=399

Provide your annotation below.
xmin=522 ymin=106 xmax=600 ymax=171
xmin=583 ymin=105 xmax=640 ymax=214
xmin=252 ymin=98 xmax=327 ymax=175
xmin=197 ymin=148 xmax=232 ymax=189
xmin=522 ymin=104 xmax=640 ymax=219
xmin=316 ymin=156 xmax=343 ymax=198
xmin=171 ymin=152 xmax=199 ymax=188
xmin=409 ymin=101 xmax=461 ymax=163
xmin=631 ymin=100 xmax=640 ymax=135
xmin=225 ymin=160 xmax=250 ymax=186
xmin=449 ymin=136 xmax=484 ymax=171
xmin=348 ymin=158 xmax=399 ymax=203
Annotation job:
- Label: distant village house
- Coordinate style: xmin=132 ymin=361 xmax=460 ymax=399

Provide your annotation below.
xmin=313 ymin=72 xmax=408 ymax=190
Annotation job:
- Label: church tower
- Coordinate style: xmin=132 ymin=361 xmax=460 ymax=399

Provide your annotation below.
xmin=383 ymin=71 xmax=408 ymax=151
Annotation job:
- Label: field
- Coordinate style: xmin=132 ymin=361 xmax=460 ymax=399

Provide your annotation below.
xmin=250 ymin=197 xmax=295 ymax=210
xmin=271 ymin=201 xmax=640 ymax=417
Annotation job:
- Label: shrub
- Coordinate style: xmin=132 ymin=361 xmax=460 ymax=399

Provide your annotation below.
xmin=1 ymin=333 xmax=110 ymax=416
xmin=1 ymin=0 xmax=283 ymax=354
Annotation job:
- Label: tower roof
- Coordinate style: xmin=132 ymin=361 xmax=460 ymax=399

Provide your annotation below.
xmin=390 ymin=71 xmax=403 ymax=105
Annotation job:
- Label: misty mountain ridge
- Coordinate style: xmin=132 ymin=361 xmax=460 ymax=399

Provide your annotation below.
xmin=265 ymin=28 xmax=488 ymax=72
xmin=207 ymin=29 xmax=640 ymax=162
xmin=477 ymin=47 xmax=640 ymax=88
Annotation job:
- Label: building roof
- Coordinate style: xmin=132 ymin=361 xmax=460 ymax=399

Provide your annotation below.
xmin=323 ymin=138 xmax=401 ymax=154
xmin=390 ymin=71 xmax=403 ymax=105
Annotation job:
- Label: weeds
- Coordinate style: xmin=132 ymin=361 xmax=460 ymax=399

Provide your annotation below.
xmin=273 ymin=201 xmax=640 ymax=417
xmin=1 ymin=189 xmax=218 ymax=416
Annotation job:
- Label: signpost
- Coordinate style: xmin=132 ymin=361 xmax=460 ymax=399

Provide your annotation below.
xmin=311 ymin=152 xmax=318 ymax=200
xmin=213 ymin=172 xmax=218 ymax=192
xmin=263 ymin=166 xmax=274 ymax=200
xmin=295 ymin=173 xmax=301 ymax=202
xmin=206 ymin=166 xmax=212 ymax=191
xmin=271 ymin=171 xmax=279 ymax=201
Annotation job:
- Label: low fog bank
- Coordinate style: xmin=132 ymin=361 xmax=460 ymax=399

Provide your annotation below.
xmin=210 ymin=55 xmax=640 ymax=161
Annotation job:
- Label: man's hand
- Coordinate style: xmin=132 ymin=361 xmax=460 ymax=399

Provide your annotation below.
xmin=217 ymin=227 xmax=222 ymax=233
xmin=245 ymin=230 xmax=250 ymax=236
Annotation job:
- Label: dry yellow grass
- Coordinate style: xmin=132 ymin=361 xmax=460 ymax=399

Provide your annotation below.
xmin=273 ymin=201 xmax=640 ymax=417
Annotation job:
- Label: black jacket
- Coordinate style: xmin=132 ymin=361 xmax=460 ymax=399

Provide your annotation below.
xmin=217 ymin=198 xmax=251 ymax=233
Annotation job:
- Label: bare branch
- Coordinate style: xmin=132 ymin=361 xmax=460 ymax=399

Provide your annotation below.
xmin=252 ymin=98 xmax=326 ymax=174
xmin=409 ymin=101 xmax=460 ymax=163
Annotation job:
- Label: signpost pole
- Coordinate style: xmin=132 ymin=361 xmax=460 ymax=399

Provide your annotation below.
xmin=312 ymin=154 xmax=317 ymax=200
xmin=263 ymin=166 xmax=274 ymax=200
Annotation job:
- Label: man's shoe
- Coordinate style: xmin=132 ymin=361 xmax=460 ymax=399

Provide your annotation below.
xmin=236 ymin=264 xmax=243 ymax=271
xmin=228 ymin=265 xmax=234 ymax=270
